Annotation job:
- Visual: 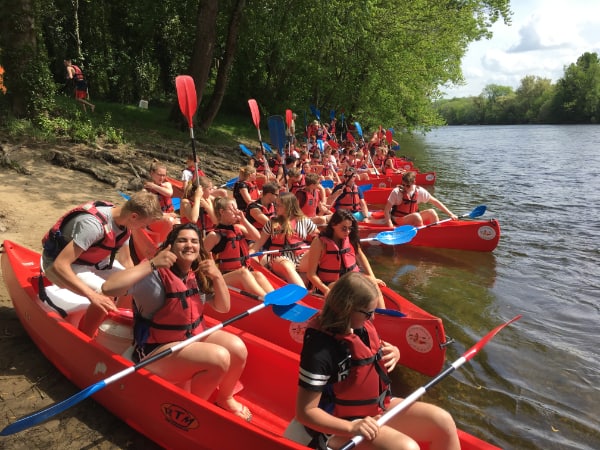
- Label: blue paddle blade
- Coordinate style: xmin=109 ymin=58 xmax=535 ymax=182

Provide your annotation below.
xmin=353 ymin=211 xmax=365 ymax=222
xmin=391 ymin=145 xmax=400 ymax=151
xmin=320 ymin=179 xmax=334 ymax=189
xmin=394 ymin=224 xmax=417 ymax=234
xmin=358 ymin=184 xmax=372 ymax=194
xmin=262 ymin=142 xmax=273 ymax=153
xmin=468 ymin=205 xmax=487 ymax=218
xmin=317 ymin=139 xmax=324 ymax=152
xmin=267 ymin=115 xmax=287 ymax=154
xmin=272 ymin=304 xmax=317 ymax=322
xmin=224 ymin=177 xmax=238 ymax=188
xmin=172 ymin=198 xmax=180 ymax=210
xmin=118 ymin=191 xmax=131 ymax=201
xmin=239 ymin=144 xmax=254 ymax=157
xmin=263 ymin=284 xmax=307 ymax=306
xmin=371 ymin=228 xmax=417 ymax=245
xmin=375 ymin=308 xmax=406 ymax=318
xmin=388 ymin=127 xmax=395 ymax=135
xmin=354 ymin=122 xmax=363 ymax=138
xmin=330 ymin=110 xmax=335 ymax=121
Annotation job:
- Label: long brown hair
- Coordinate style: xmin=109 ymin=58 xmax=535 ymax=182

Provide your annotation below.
xmin=318 ymin=272 xmax=381 ymax=334
xmin=271 ymin=192 xmax=305 ymax=236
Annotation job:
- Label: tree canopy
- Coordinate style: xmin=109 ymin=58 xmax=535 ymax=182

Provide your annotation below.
xmin=0 ymin=0 xmax=511 ymax=130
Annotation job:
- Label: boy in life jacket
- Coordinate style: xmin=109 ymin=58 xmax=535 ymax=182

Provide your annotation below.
xmin=41 ymin=191 xmax=163 ymax=337
xmin=245 ymin=181 xmax=279 ymax=233
xmin=383 ymin=171 xmax=457 ymax=228
xmin=64 ymin=59 xmax=95 ymax=112
xmin=284 ymin=272 xmax=460 ymax=450
xmin=295 ymin=173 xmax=332 ymax=225
xmin=101 ymin=223 xmax=252 ymax=421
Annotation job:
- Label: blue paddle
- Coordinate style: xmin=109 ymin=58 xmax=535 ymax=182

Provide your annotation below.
xmin=261 ymin=142 xmax=272 ymax=153
xmin=320 ymin=179 xmax=334 ymax=189
xmin=118 ymin=191 xmax=180 ymax=211
xmin=394 ymin=205 xmax=487 ymax=234
xmin=220 ymin=177 xmax=239 ymax=189
xmin=361 ymin=228 xmax=417 ymax=245
xmin=358 ymin=184 xmax=372 ymax=194
xmin=354 ymin=121 xmax=363 ymax=139
xmin=0 ymin=284 xmax=307 ymax=436
xmin=228 ymin=286 xmax=314 ymax=323
xmin=268 ymin=115 xmax=287 ymax=156
xmin=239 ymin=144 xmax=254 ymax=158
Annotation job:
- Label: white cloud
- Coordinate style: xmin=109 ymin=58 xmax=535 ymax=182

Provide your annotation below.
xmin=441 ymin=1 xmax=600 ymax=98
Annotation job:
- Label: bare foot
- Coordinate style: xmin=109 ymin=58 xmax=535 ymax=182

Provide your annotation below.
xmin=215 ymin=397 xmax=252 ymax=422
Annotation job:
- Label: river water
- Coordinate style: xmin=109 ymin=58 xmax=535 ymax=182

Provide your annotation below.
xmin=365 ymin=125 xmax=600 ymax=449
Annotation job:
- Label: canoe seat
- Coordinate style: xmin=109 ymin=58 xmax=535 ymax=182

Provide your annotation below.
xmin=43 ymin=284 xmax=90 ymax=326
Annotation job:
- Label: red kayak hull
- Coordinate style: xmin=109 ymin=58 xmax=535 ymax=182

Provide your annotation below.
xmin=2 ymin=240 xmax=500 ymax=449
xmin=359 ymin=219 xmax=501 ymax=252
xmin=358 ymin=172 xmax=436 ymax=187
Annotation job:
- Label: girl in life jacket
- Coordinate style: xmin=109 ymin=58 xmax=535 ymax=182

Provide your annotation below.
xmin=203 ymin=198 xmax=274 ymax=298
xmin=144 ymin=160 xmax=175 ymax=213
xmin=180 ymin=177 xmax=218 ymax=235
xmin=233 ymin=165 xmax=260 ymax=211
xmin=287 ymin=272 xmax=460 ymax=450
xmin=298 ymin=209 xmax=385 ymax=298
xmin=328 ymin=168 xmax=370 ymax=221
xmin=101 ymin=223 xmax=253 ymax=421
xmin=250 ymin=192 xmax=319 ymax=287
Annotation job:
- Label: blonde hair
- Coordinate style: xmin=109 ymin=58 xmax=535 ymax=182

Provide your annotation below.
xmin=122 ymin=191 xmax=163 ymax=220
xmin=213 ymin=197 xmax=236 ymax=220
xmin=238 ymin=165 xmax=256 ymax=181
xmin=149 ymin=160 xmax=167 ymax=174
xmin=319 ymin=272 xmax=381 ymax=333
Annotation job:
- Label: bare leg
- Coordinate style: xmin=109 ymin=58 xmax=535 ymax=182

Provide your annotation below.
xmin=271 ymin=257 xmax=305 ymax=287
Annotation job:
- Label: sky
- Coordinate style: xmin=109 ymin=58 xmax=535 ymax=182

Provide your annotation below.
xmin=441 ymin=0 xmax=600 ymax=98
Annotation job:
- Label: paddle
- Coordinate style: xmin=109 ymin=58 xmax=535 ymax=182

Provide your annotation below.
xmin=220 ymin=177 xmax=239 ymax=189
xmin=310 ymin=104 xmax=321 ymax=121
xmin=360 ymin=228 xmax=417 ymax=245
xmin=0 ymin=284 xmax=308 ymax=436
xmin=248 ymin=99 xmax=266 ymax=154
xmin=320 ymin=179 xmax=334 ymax=189
xmin=358 ymin=183 xmax=372 ymax=194
xmin=394 ymin=205 xmax=487 ymax=234
xmin=354 ymin=121 xmax=363 ymax=139
xmin=175 ymin=75 xmax=200 ymax=187
xmin=338 ymin=315 xmax=522 ymax=450
xmin=262 ymin=142 xmax=273 ymax=153
xmin=118 ymin=191 xmax=181 ymax=211
xmin=239 ymin=143 xmax=254 ymax=158
xmin=228 ymin=285 xmax=315 ymax=323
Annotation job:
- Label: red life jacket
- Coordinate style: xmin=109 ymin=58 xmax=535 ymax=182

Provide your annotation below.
xmin=334 ymin=184 xmax=361 ymax=212
xmin=310 ymin=319 xmax=391 ymax=420
xmin=72 ymin=64 xmax=84 ymax=81
xmin=211 ymin=224 xmax=249 ymax=272
xmin=316 ymin=236 xmax=359 ymax=284
xmin=156 ymin=192 xmax=174 ymax=213
xmin=245 ymin=200 xmax=275 ymax=231
xmin=391 ymin=188 xmax=418 ymax=218
xmin=42 ymin=201 xmax=130 ymax=269
xmin=296 ymin=187 xmax=320 ymax=218
xmin=252 ymin=156 xmax=267 ymax=174
xmin=289 ymin=174 xmax=306 ymax=194
xmin=136 ymin=267 xmax=206 ymax=345
xmin=268 ymin=219 xmax=307 ymax=255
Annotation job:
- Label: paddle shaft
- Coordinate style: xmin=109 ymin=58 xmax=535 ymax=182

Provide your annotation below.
xmin=419 ymin=205 xmax=486 ymax=230
xmin=339 ymin=315 xmax=522 ymax=450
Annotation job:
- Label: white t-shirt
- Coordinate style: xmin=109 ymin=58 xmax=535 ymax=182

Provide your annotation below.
xmin=386 ymin=186 xmax=431 ymax=206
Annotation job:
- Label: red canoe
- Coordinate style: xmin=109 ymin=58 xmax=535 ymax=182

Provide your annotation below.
xmin=129 ymin=228 xmax=450 ymax=376
xmin=358 ymin=219 xmax=501 ymax=252
xmin=2 ymin=240 xmax=500 ymax=449
xmin=358 ymin=172 xmax=437 ymax=188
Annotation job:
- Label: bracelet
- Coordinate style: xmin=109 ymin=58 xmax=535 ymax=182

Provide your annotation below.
xmin=149 ymin=259 xmax=157 ymax=271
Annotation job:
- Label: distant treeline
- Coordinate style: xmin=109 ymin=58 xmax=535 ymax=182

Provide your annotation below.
xmin=436 ymin=52 xmax=600 ymax=125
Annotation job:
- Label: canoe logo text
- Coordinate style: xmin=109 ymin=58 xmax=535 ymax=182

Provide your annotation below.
xmin=161 ymin=403 xmax=199 ymax=430
xmin=406 ymin=325 xmax=433 ymax=353
xmin=477 ymin=225 xmax=497 ymax=241
xmin=425 ymin=173 xmax=435 ymax=182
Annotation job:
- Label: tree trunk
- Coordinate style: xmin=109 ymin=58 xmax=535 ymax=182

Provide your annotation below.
xmin=1 ymin=0 xmax=38 ymax=117
xmin=199 ymin=0 xmax=246 ymax=131
xmin=169 ymin=0 xmax=218 ymax=124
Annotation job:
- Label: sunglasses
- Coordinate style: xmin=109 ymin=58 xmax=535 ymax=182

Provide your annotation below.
xmin=357 ymin=309 xmax=375 ymax=320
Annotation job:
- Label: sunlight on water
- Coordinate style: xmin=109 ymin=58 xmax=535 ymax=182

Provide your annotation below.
xmin=367 ymin=125 xmax=600 ymax=450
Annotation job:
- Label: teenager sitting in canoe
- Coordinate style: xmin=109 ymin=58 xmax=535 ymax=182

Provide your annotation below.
xmin=327 ymin=167 xmax=370 ymax=221
xmin=101 ymin=223 xmax=252 ymax=421
xmin=144 ymin=160 xmax=175 ymax=213
xmin=41 ymin=191 xmax=163 ymax=337
xmin=285 ymin=272 xmax=460 ymax=449
xmin=233 ymin=165 xmax=260 ymax=211
xmin=250 ymin=192 xmax=319 ymax=287
xmin=248 ymin=145 xmax=276 ymax=184
xmin=298 ymin=210 xmax=384 ymax=300
xmin=203 ymin=197 xmax=274 ymax=298
xmin=384 ymin=171 xmax=457 ymax=228
xmin=179 ymin=177 xmax=219 ymax=235
xmin=294 ymin=173 xmax=332 ymax=225
xmin=245 ymin=181 xmax=278 ymax=233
